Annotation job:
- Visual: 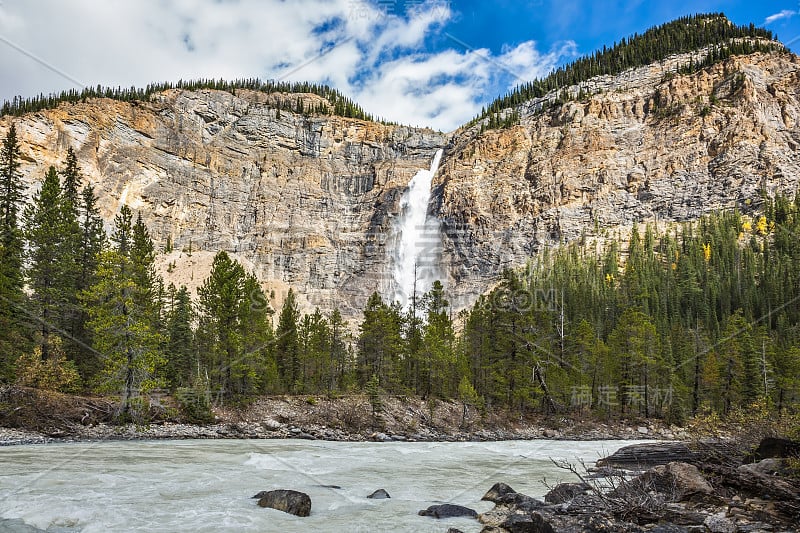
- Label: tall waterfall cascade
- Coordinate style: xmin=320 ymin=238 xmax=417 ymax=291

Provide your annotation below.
xmin=388 ymin=149 xmax=445 ymax=309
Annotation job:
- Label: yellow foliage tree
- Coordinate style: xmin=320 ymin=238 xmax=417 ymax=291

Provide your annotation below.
xmin=15 ymin=337 xmax=80 ymax=392
xmin=755 ymin=215 xmax=768 ymax=235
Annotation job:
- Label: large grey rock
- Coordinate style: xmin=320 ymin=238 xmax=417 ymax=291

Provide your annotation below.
xmin=612 ymin=462 xmax=713 ymax=502
xmin=418 ymin=504 xmax=478 ymax=519
xmin=738 ymin=457 xmax=788 ymax=477
xmin=596 ymin=442 xmax=701 ymax=469
xmin=255 ymin=489 xmax=311 ymax=517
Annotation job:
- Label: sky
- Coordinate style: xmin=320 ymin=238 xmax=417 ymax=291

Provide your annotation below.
xmin=0 ymin=1 xmax=797 ymax=132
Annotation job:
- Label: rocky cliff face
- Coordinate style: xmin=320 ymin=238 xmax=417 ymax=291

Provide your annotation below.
xmin=3 ymin=49 xmax=800 ymax=320
xmin=2 ymin=89 xmax=445 ymax=318
xmin=436 ymin=50 xmax=800 ymax=309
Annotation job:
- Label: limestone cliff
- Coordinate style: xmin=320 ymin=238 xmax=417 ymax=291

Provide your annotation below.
xmin=3 ymin=49 xmax=800 ymax=320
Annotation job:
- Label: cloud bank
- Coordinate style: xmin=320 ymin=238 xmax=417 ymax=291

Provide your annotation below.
xmin=0 ymin=0 xmax=574 ymax=131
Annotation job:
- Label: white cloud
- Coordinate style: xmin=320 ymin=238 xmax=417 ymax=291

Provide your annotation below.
xmin=0 ymin=0 xmax=573 ymax=131
xmin=765 ymin=10 xmax=797 ymax=25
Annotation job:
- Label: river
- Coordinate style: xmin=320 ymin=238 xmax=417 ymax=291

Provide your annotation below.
xmin=0 ymin=439 xmax=642 ymax=532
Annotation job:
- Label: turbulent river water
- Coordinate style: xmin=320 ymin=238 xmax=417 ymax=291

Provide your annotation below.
xmin=0 ymin=439 xmax=641 ymax=532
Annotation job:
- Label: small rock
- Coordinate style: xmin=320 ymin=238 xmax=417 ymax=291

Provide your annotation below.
xmin=256 ymin=489 xmax=311 ymax=517
xmin=704 ymin=513 xmax=736 ymax=533
xmin=500 ymin=512 xmax=555 ymax=533
xmin=650 ymin=525 xmax=690 ymax=533
xmin=737 ymin=458 xmax=788 ymax=477
xmin=543 ymin=482 xmax=590 ymax=504
xmin=482 ymin=482 xmax=517 ymax=503
xmin=418 ymin=504 xmax=477 ymax=519
xmin=637 ymin=426 xmax=649 ymax=434
xmin=367 ymin=489 xmax=390 ymax=499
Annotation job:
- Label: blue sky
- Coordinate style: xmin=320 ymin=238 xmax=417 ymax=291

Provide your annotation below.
xmin=0 ymin=0 xmax=796 ymax=131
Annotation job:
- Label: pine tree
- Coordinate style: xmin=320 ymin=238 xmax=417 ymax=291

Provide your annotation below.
xmin=328 ymin=308 xmax=349 ymax=392
xmin=358 ymin=292 xmax=403 ymax=390
xmin=196 ymin=251 xmax=246 ymax=396
xmin=24 ymin=166 xmax=72 ymax=360
xmin=165 ymin=284 xmax=195 ymax=389
xmin=72 ymin=184 xmax=106 ymax=378
xmin=59 ymin=147 xmax=80 ymax=209
xmin=422 ymin=281 xmax=456 ymax=398
xmin=131 ymin=212 xmax=159 ymax=318
xmin=275 ymin=288 xmax=300 ymax=392
xmin=0 ymin=124 xmax=28 ymax=377
xmin=83 ymin=247 xmax=165 ymax=419
xmin=239 ymin=273 xmax=275 ymax=394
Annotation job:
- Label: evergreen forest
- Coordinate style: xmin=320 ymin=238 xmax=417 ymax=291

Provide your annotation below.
xmin=1 ymin=122 xmax=798 ymax=424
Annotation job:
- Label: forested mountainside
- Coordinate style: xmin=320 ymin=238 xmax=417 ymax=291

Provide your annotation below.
xmin=0 ymin=14 xmax=798 ymax=421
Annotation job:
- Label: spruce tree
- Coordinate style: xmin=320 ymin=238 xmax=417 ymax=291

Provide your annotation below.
xmin=72 ymin=184 xmax=106 ymax=378
xmin=24 ymin=166 xmax=69 ymax=360
xmin=421 ymin=281 xmax=456 ymax=398
xmin=197 ymin=251 xmax=245 ymax=396
xmin=328 ymin=308 xmax=348 ymax=392
xmin=239 ymin=273 xmax=274 ymax=394
xmin=0 ymin=124 xmax=28 ymax=378
xmin=56 ymin=151 xmax=83 ymax=355
xmin=165 ymin=284 xmax=195 ymax=389
xmin=82 ymin=209 xmax=164 ymax=419
xmin=357 ymin=292 xmax=403 ymax=390
xmin=59 ymin=147 xmax=80 ymax=208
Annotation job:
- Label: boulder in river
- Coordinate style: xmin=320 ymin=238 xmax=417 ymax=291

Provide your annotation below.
xmin=481 ymin=482 xmax=517 ymax=503
xmin=418 ymin=503 xmax=477 ymax=519
xmin=367 ymin=489 xmax=391 ymax=499
xmin=481 ymin=482 xmax=546 ymax=512
xmin=254 ymin=489 xmax=311 ymax=517
xmin=596 ymin=442 xmax=701 ymax=469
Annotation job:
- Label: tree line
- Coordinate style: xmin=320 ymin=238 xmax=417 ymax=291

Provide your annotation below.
xmin=0 ymin=78 xmax=384 ymax=123
xmin=1 ymin=123 xmax=798 ymax=423
xmin=474 ymin=13 xmax=784 ymax=130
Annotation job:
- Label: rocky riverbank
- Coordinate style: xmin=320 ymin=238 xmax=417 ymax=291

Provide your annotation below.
xmin=472 ymin=440 xmax=800 ymax=532
xmin=0 ymin=385 xmax=686 ymax=446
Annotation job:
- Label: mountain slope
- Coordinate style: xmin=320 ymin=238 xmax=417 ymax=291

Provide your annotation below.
xmin=436 ymin=50 xmax=800 ymax=309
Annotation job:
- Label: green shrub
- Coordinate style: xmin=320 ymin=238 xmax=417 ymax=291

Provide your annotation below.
xmin=175 ymin=386 xmax=215 ymax=424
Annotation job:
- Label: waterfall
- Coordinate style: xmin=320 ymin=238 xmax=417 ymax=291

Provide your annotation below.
xmin=389 ymin=149 xmax=444 ymax=309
